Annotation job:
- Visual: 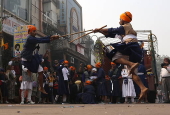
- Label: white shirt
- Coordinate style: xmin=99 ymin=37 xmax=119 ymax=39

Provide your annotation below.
xmin=11 ymin=70 xmax=16 ymax=78
xmin=157 ymin=90 xmax=162 ymax=95
xmin=115 ymin=34 xmax=137 ymax=42
xmin=8 ymin=61 xmax=13 ymax=65
xmin=62 ymin=67 xmax=69 ymax=80
xmin=160 ymin=68 xmax=170 ymax=81
xmin=123 ymin=34 xmax=137 ymax=41
xmin=22 ymin=65 xmax=28 ymax=72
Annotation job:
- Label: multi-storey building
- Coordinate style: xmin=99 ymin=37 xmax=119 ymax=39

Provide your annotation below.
xmin=0 ymin=0 xmax=31 ymax=66
xmin=43 ymin=0 xmax=94 ymax=68
xmin=0 ymin=0 xmax=94 ymax=68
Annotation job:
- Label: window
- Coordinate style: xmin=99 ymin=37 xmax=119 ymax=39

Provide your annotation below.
xmin=4 ymin=0 xmax=30 ymax=21
xmin=71 ymin=9 xmax=79 ymax=44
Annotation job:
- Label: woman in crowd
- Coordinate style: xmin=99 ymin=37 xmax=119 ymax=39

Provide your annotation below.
xmin=121 ymin=65 xmax=136 ymax=103
xmin=6 ymin=65 xmax=16 ymax=103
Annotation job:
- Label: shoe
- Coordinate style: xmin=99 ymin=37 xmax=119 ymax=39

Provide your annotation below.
xmin=27 ymin=101 xmax=35 ymax=104
xmin=20 ymin=102 xmax=24 ymax=104
xmin=99 ymin=101 xmax=105 ymax=104
xmin=62 ymin=102 xmax=69 ymax=104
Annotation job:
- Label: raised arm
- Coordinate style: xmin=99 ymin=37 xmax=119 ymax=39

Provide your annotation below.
xmin=93 ymin=26 xmax=125 ymax=38
xmin=27 ymin=35 xmax=59 ymax=44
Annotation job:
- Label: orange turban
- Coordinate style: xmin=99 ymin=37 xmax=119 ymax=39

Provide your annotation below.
xmin=44 ymin=67 xmax=48 ymax=70
xmin=95 ymin=62 xmax=101 ymax=68
xmin=87 ymin=65 xmax=92 ymax=69
xmin=111 ymin=62 xmax=116 ymax=65
xmin=120 ymin=11 xmax=132 ymax=22
xmin=27 ymin=25 xmax=37 ymax=34
xmin=64 ymin=60 xmax=69 ymax=64
xmin=85 ymin=80 xmax=92 ymax=85
xmin=70 ymin=66 xmax=75 ymax=71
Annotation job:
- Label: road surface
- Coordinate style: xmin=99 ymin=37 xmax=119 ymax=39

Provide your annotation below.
xmin=0 ymin=104 xmax=169 ymax=115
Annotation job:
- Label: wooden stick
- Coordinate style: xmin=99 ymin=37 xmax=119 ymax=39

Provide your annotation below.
xmin=69 ymin=25 xmax=107 ymax=43
xmin=59 ymin=29 xmax=93 ymax=38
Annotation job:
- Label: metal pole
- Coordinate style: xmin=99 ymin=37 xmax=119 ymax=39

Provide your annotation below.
xmin=1 ymin=0 xmax=3 ymax=18
xmin=0 ymin=0 xmax=3 ymax=68
xmin=150 ymin=33 xmax=158 ymax=86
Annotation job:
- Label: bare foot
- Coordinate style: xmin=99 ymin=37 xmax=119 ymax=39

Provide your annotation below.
xmin=129 ymin=63 xmax=139 ymax=74
xmin=138 ymin=88 xmax=148 ymax=102
xmin=39 ymin=88 xmax=48 ymax=94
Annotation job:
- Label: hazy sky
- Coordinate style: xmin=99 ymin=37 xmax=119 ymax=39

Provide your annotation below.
xmin=77 ymin=0 xmax=169 ymax=56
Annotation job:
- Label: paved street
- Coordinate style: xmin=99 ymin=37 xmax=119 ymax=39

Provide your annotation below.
xmin=0 ymin=104 xmax=170 ymax=115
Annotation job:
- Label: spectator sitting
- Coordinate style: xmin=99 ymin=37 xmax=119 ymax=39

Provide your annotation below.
xmin=77 ymin=80 xmax=95 ymax=104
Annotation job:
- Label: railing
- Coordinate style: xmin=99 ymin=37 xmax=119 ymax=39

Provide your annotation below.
xmin=50 ymin=39 xmax=88 ymax=58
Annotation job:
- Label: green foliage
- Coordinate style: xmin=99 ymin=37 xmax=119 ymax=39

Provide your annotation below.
xmin=0 ymin=19 xmax=2 ymax=31
xmin=93 ymin=39 xmax=104 ymax=63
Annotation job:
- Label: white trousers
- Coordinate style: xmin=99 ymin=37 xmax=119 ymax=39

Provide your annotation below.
xmin=21 ymin=89 xmax=32 ymax=102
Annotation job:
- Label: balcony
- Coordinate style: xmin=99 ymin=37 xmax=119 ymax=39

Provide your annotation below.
xmin=51 ymin=39 xmax=89 ymax=59
xmin=43 ymin=14 xmax=58 ymax=26
xmin=43 ymin=0 xmax=60 ymax=9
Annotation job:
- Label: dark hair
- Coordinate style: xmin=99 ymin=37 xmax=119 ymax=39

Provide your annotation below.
xmin=15 ymin=44 xmax=20 ymax=49
xmin=164 ymin=58 xmax=170 ymax=64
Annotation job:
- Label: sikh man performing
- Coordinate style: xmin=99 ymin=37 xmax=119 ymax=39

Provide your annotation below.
xmin=93 ymin=11 xmax=148 ymax=101
xmin=21 ymin=25 xmax=59 ymax=94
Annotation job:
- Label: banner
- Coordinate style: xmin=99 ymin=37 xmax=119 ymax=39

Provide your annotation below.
xmin=13 ymin=25 xmax=28 ymax=57
xmin=3 ymin=17 xmax=24 ymax=35
xmin=59 ymin=0 xmax=66 ymax=26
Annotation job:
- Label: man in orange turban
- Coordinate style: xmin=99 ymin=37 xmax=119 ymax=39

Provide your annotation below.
xmin=77 ymin=80 xmax=95 ymax=104
xmin=95 ymin=62 xmax=107 ymax=103
xmin=95 ymin=62 xmax=101 ymax=68
xmin=93 ymin=11 xmax=148 ymax=102
xmin=82 ymin=65 xmax=93 ymax=83
xmin=21 ymin=25 xmax=60 ymax=94
xmin=58 ymin=60 xmax=70 ymax=104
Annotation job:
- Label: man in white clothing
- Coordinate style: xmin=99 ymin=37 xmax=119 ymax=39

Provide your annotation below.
xmin=20 ymin=65 xmax=35 ymax=104
xmin=160 ymin=58 xmax=170 ymax=103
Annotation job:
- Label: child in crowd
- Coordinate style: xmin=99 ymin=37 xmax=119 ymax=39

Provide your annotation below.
xmin=157 ymin=88 xmax=163 ymax=103
xmin=48 ymin=72 xmax=55 ymax=103
xmin=90 ymin=68 xmax=97 ymax=81
xmin=121 ymin=65 xmax=136 ymax=103
xmin=41 ymin=67 xmax=50 ymax=103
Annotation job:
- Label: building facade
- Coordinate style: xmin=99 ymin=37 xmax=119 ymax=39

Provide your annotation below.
xmin=0 ymin=0 xmax=31 ymax=67
xmin=0 ymin=0 xmax=94 ymax=69
xmin=45 ymin=0 xmax=93 ymax=69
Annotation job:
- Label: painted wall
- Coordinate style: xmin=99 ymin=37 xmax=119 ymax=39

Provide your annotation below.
xmin=66 ymin=0 xmax=82 ymax=34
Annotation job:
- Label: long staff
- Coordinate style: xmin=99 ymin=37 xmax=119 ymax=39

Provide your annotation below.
xmin=69 ymin=25 xmax=107 ymax=43
xmin=59 ymin=29 xmax=93 ymax=38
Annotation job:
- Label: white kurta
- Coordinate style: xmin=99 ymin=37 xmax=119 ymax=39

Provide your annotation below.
xmin=20 ymin=81 xmax=33 ymax=90
xmin=121 ymin=67 xmax=136 ymax=97
xmin=62 ymin=67 xmax=69 ymax=80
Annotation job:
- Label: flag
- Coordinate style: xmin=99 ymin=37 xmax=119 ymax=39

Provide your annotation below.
xmin=0 ymin=38 xmax=4 ymax=47
xmin=3 ymin=43 xmax=8 ymax=50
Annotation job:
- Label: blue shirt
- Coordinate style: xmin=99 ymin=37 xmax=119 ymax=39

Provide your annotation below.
xmin=21 ymin=35 xmax=50 ymax=61
xmin=105 ymin=26 xmax=125 ymax=38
